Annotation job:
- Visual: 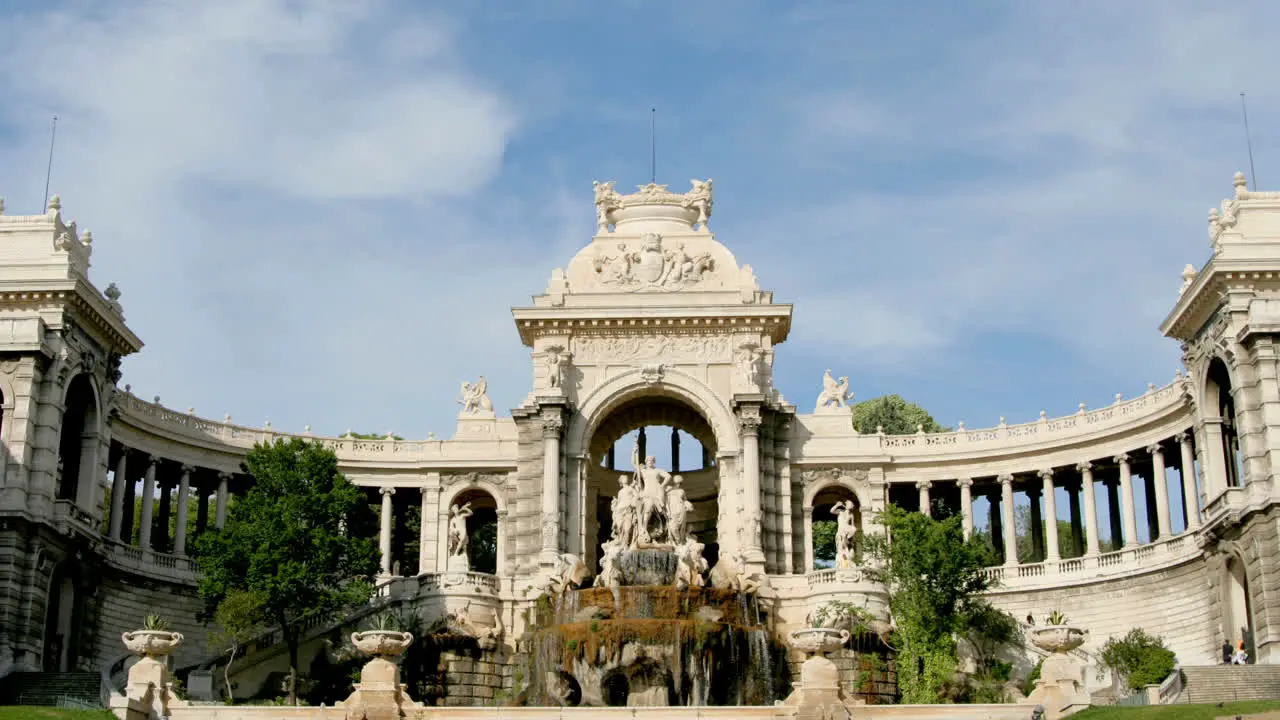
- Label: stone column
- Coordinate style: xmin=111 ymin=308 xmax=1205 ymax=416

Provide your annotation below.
xmin=195 ymin=484 xmax=209 ymax=535
xmin=988 ymin=489 xmax=1003 ymax=557
xmin=606 ymin=446 xmax=615 ymax=471
xmin=702 ymin=445 xmax=712 ymax=470
xmin=138 ymin=457 xmax=158 ymax=552
xmin=540 ymin=408 xmax=565 ymax=564
xmin=671 ymin=429 xmax=680 ymax=474
xmin=1116 ymin=454 xmax=1138 ymax=548
xmin=496 ymin=509 xmax=508 ymax=574
xmin=779 ymin=425 xmax=795 ymax=574
xmin=1078 ymin=462 xmax=1101 ymax=556
xmin=155 ymin=476 xmax=173 ymax=553
xmin=418 ymin=487 xmax=433 ymax=574
xmin=1027 ymin=486 xmax=1044 ymax=561
xmin=215 ymin=472 xmax=231 ymax=528
xmin=1177 ymin=432 xmax=1201 ymax=531
xmin=999 ymin=474 xmax=1017 ymax=566
xmin=174 ymin=465 xmax=193 ymax=556
xmin=1148 ymin=444 xmax=1172 ymax=539
xmin=1104 ymin=479 xmax=1122 ymax=551
xmin=1039 ymin=469 xmax=1060 ymax=562
xmin=738 ymin=405 xmax=764 ymax=563
xmin=958 ymin=478 xmax=974 ymax=539
xmin=803 ymin=504 xmax=814 ymax=572
xmin=379 ymin=487 xmax=395 ymax=576
xmin=916 ymin=480 xmax=932 ymax=516
xmin=1202 ymin=419 xmax=1228 ymax=499
xmin=1066 ymin=479 xmax=1084 ymax=557
xmin=637 ymin=427 xmax=647 ymax=460
xmin=108 ymin=451 xmax=128 ymax=542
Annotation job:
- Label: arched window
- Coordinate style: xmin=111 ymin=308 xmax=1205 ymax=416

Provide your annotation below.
xmin=448 ymin=488 xmax=499 ymax=575
xmin=811 ymin=486 xmax=861 ymax=570
xmin=1207 ymin=359 xmax=1243 ymax=488
xmin=57 ymin=374 xmax=101 ymax=505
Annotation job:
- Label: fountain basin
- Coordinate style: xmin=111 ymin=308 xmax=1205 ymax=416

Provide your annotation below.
xmin=616 ymin=548 xmax=679 ymax=586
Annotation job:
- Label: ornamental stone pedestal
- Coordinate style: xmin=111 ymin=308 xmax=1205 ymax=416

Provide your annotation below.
xmin=784 ymin=627 xmax=855 ymax=720
xmin=339 ymin=630 xmax=423 ymax=720
xmin=110 ymin=629 xmax=187 ymax=720
xmin=1023 ymin=624 xmax=1092 ymax=719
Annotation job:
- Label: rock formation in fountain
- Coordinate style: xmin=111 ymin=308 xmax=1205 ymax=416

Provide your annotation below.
xmin=595 ymin=439 xmax=707 ymax=589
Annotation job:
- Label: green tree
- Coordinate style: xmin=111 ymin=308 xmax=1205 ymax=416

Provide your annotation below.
xmin=812 ymin=519 xmax=837 ymax=567
xmin=209 ymin=590 xmax=267 ymax=701
xmin=961 ymin=602 xmax=1020 ymax=675
xmin=866 ymin=506 xmax=996 ymax=702
xmin=195 ymin=439 xmax=379 ymax=704
xmin=853 ymin=395 xmax=949 ymax=435
xmin=1099 ymin=628 xmax=1177 ymax=691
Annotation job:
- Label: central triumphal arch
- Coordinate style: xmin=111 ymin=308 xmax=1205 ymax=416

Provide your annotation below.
xmin=511 ymin=179 xmax=803 ymax=583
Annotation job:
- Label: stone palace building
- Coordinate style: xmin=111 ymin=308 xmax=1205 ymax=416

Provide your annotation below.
xmin=0 ymin=171 xmax=1275 ymax=701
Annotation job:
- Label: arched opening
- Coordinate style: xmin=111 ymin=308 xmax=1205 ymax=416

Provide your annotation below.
xmin=1223 ymin=555 xmax=1255 ymax=663
xmin=583 ymin=394 xmax=719 ymax=575
xmin=41 ymin=564 xmax=78 ymax=672
xmin=56 ymin=374 xmax=101 ymax=506
xmin=1206 ymin=359 xmax=1243 ymax=488
xmin=446 ymin=488 xmax=499 ymax=575
xmin=811 ymin=485 xmax=861 ymax=570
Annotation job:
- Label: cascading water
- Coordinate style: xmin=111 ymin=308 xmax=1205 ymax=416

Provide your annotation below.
xmin=518 ymin=585 xmax=780 ymax=707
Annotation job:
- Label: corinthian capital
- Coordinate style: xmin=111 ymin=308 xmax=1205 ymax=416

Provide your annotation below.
xmin=737 ymin=405 xmax=762 ymax=435
xmin=541 ymin=409 xmax=565 ymax=437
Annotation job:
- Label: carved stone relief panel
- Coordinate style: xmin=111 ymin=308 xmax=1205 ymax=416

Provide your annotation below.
xmin=571 ymin=334 xmax=733 ymax=365
xmin=441 ymin=472 xmax=508 ymax=490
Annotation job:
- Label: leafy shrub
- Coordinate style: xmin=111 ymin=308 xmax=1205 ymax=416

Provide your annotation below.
xmin=1099 ymin=628 xmax=1176 ymax=691
xmin=1020 ymin=659 xmax=1043 ymax=697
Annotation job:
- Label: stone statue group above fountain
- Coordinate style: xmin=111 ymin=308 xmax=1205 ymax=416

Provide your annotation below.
xmin=596 ymin=439 xmax=706 ymax=589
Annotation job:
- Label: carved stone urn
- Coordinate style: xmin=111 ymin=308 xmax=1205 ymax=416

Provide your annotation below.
xmin=783 ymin=627 xmax=854 ymax=718
xmin=1029 ymin=625 xmax=1087 ymax=654
xmin=122 ymin=629 xmax=184 ymax=659
xmin=1024 ymin=625 xmax=1091 ymax=719
xmin=350 ymin=630 xmax=414 ymax=658
xmin=341 ymin=631 xmax=422 ymax=720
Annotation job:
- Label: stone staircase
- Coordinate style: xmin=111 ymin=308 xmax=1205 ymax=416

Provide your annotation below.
xmin=0 ymin=671 xmax=103 ymax=707
xmin=1179 ymin=665 xmax=1280 ymax=704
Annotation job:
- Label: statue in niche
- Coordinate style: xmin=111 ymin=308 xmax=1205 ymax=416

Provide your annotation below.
xmin=736 ymin=343 xmax=764 ymax=389
xmin=544 ymin=346 xmax=570 ymax=389
xmin=457 ymin=376 xmax=493 ymax=415
xmin=632 ymin=438 xmax=672 ymax=545
xmin=815 ymin=369 xmax=854 ymax=412
xmin=683 ymin=178 xmax=714 ymax=230
xmin=831 ymin=500 xmax=859 ymax=570
xmin=447 ymin=502 xmax=474 ymax=570
xmin=666 ymin=475 xmax=692 ymax=544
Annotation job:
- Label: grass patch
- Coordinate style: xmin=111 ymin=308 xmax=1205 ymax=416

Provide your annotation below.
xmin=0 ymin=709 xmax=114 ymax=720
xmin=1074 ymin=700 xmax=1280 ymax=720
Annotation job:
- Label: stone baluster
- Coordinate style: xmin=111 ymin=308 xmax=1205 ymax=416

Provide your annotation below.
xmin=540 ymin=408 xmax=565 ymax=564
xmin=1176 ymin=432 xmax=1201 ymax=530
xmin=916 ymin=480 xmax=932 ymax=517
xmin=379 ymin=486 xmax=395 ymax=576
xmin=1148 ymin=443 xmax=1172 ymax=539
xmin=998 ymin=474 xmax=1017 ymax=566
xmin=215 ymin=472 xmax=231 ymax=528
xmin=108 ymin=451 xmax=128 ymax=542
xmin=173 ymin=465 xmax=193 ymax=555
xmin=1039 ymin=469 xmax=1060 ymax=562
xmin=1077 ymin=462 xmax=1101 ymax=557
xmin=957 ymin=478 xmax=974 ymax=539
xmin=1115 ymin=454 xmax=1139 ymax=548
xmin=138 ymin=457 xmax=159 ymax=551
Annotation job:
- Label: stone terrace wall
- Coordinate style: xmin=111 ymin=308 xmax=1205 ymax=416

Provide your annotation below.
xmin=92 ymin=573 xmax=209 ymax=669
xmin=438 ymin=648 xmax=513 ymax=706
xmin=985 ymin=555 xmax=1216 ymax=668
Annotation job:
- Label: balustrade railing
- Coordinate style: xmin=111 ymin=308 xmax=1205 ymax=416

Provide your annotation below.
xmin=105 ymin=541 xmax=199 ymax=577
xmin=978 ymin=531 xmax=1200 ymax=589
xmin=879 ymin=380 xmax=1188 ymax=453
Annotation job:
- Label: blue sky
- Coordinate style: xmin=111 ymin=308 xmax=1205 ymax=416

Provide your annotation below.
xmin=1 ymin=0 xmax=1278 ymax=440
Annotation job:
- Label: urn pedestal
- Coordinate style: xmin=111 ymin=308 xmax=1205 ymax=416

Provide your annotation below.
xmin=109 ymin=629 xmax=187 ymax=720
xmin=783 ymin=628 xmax=854 ymax=720
xmin=1024 ymin=625 xmax=1092 ymax=719
xmin=340 ymin=631 xmax=423 ymax=720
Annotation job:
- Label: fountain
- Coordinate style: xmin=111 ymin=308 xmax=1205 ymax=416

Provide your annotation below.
xmin=518 ymin=439 xmax=779 ymax=707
